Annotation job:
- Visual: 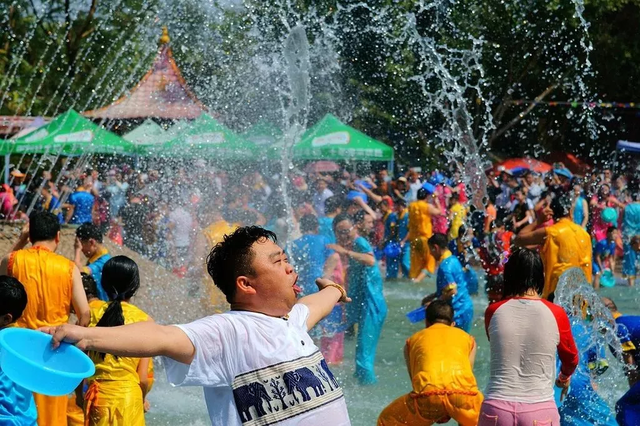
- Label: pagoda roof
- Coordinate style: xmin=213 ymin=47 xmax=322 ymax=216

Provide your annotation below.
xmin=84 ymin=28 xmax=207 ymax=120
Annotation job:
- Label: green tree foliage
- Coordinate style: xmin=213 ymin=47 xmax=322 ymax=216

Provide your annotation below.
xmin=0 ymin=0 xmax=159 ymax=117
xmin=2 ymin=0 xmax=640 ymax=165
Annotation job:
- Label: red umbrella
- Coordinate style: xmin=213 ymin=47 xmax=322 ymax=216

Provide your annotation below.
xmin=305 ymin=161 xmax=340 ymax=173
xmin=493 ymin=158 xmax=552 ymax=174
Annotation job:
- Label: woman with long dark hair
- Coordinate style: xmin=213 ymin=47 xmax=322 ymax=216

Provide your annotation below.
xmin=478 ymin=248 xmax=579 ymax=426
xmin=84 ymin=256 xmax=150 ymax=426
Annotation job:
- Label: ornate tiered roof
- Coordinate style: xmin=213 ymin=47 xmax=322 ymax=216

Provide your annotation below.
xmin=83 ymin=27 xmax=207 ymax=120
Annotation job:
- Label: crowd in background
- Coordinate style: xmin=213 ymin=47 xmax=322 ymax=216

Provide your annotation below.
xmin=4 ymin=157 xmax=640 ymax=425
xmin=3 ymin=160 xmax=640 ymax=291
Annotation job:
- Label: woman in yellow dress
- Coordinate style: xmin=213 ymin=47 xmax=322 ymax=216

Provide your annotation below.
xmin=85 ymin=256 xmax=151 ymax=426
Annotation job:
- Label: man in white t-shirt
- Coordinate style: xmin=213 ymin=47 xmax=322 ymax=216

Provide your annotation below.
xmin=42 ymin=226 xmax=352 ymax=426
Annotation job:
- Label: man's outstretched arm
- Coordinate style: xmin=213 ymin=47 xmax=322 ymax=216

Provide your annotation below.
xmin=299 ymin=278 xmax=350 ymax=330
xmin=41 ymin=321 xmax=196 ymax=365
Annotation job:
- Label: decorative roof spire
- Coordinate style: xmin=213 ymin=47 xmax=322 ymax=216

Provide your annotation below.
xmin=159 ymin=26 xmax=170 ymax=45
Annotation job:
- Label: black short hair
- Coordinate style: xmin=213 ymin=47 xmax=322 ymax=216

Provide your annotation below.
xmin=428 ymin=233 xmax=448 ymax=249
xmin=28 ymin=211 xmax=60 ymax=243
xmin=81 ymin=273 xmax=98 ymax=299
xmin=206 ymin=226 xmax=277 ymax=304
xmin=417 ymin=188 xmax=428 ymax=200
xmin=426 ymin=300 xmax=453 ymax=325
xmin=0 ymin=276 xmax=27 ymax=322
xmin=300 ymin=214 xmax=319 ymax=234
xmin=395 ymin=198 xmax=407 ymax=207
xmin=503 ymin=247 xmax=544 ymax=298
xmin=324 ymin=196 xmax=342 ymax=215
xmin=76 ymin=223 xmax=103 ymax=243
xmin=550 ymin=193 xmax=572 ymax=220
xmin=607 ymin=226 xmax=616 ymax=235
xmin=333 ymin=213 xmax=352 ymax=231
xmin=353 ymin=210 xmax=367 ymax=225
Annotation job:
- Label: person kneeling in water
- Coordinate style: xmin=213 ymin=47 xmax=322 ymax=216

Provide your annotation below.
xmin=377 ymin=300 xmax=483 ymax=426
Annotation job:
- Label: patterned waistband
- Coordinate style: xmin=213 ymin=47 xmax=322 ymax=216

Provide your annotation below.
xmin=411 ymin=389 xmax=479 ymax=397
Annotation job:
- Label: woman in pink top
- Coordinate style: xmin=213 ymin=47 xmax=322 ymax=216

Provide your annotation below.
xmin=590 ymin=184 xmax=623 ymax=242
xmin=431 ymin=187 xmax=449 ymax=234
xmin=479 ymin=248 xmax=579 ymax=426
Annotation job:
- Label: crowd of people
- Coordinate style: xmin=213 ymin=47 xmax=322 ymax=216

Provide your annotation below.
xmin=1 ymin=159 xmax=640 ymax=425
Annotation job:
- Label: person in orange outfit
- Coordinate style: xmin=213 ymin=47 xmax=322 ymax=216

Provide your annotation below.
xmin=0 ymin=212 xmax=90 ymax=426
xmin=515 ymin=193 xmax=592 ymax=300
xmin=408 ymin=185 xmax=442 ymax=281
xmin=377 ymin=300 xmax=482 ymax=425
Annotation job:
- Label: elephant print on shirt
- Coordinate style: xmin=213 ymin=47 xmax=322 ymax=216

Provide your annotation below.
xmin=282 ymin=367 xmax=326 ymax=402
xmin=320 ymin=359 xmax=339 ymax=389
xmin=233 ymin=382 xmax=273 ymax=422
xmin=232 ymin=351 xmax=343 ymax=425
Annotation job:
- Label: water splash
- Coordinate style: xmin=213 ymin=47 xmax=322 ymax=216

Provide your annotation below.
xmin=555 ymin=267 xmax=629 ymax=409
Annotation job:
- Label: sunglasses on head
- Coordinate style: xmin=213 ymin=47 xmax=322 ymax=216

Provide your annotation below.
xmin=337 ymin=226 xmax=354 ymax=235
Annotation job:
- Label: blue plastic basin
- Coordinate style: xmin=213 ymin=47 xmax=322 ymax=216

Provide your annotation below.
xmin=601 ymin=269 xmax=615 ymax=288
xmin=0 ymin=328 xmax=95 ymax=396
xmin=406 ymin=306 xmax=426 ymax=323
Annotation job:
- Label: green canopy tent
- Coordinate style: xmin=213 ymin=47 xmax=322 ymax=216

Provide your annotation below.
xmin=123 ymin=119 xmax=172 ymax=155
xmin=293 ymin=114 xmax=394 ymax=162
xmin=163 ymin=113 xmax=257 ymax=159
xmin=5 ymin=109 xmax=134 ymax=155
xmin=242 ymin=120 xmax=284 ymax=160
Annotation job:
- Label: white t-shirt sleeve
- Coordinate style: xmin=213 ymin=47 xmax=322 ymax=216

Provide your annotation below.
xmin=163 ymin=315 xmax=236 ymax=388
xmin=290 ymin=303 xmax=311 ymax=331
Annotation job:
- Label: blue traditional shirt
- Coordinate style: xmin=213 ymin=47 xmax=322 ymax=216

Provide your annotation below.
xmin=0 ymin=365 xmax=37 ymax=426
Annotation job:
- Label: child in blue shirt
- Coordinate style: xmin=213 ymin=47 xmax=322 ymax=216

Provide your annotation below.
xmin=424 ymin=233 xmax=473 ymax=332
xmin=0 ymin=275 xmax=37 ymax=426
xmin=593 ymin=226 xmax=618 ymax=290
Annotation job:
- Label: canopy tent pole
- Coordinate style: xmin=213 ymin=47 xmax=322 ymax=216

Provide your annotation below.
xmin=4 ymin=154 xmax=8 ymax=184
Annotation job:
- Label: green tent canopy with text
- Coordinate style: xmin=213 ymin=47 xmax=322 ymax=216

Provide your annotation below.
xmin=5 ymin=109 xmax=134 ymax=155
xmin=164 ymin=113 xmax=256 ymax=159
xmin=293 ymin=114 xmax=394 ymax=161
